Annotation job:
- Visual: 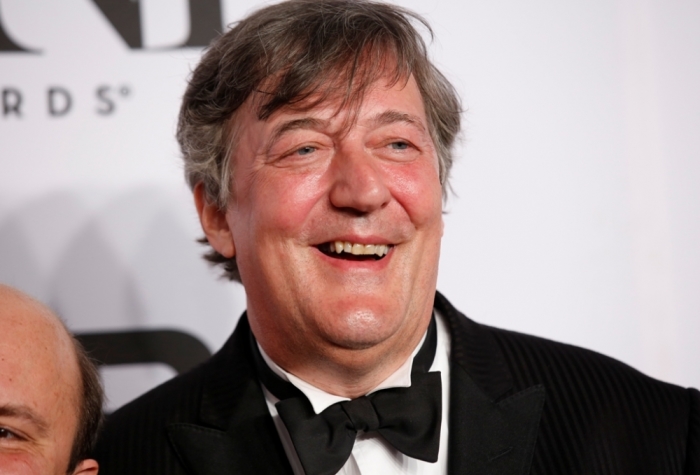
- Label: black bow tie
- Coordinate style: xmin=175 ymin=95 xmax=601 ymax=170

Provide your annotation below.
xmin=251 ymin=317 xmax=442 ymax=475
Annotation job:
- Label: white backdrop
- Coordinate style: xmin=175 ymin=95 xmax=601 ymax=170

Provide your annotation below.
xmin=1 ymin=0 xmax=698 ymax=411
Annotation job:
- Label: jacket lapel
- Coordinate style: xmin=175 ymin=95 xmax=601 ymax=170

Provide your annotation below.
xmin=166 ymin=315 xmax=293 ymax=475
xmin=166 ymin=296 xmax=544 ymax=475
xmin=436 ymin=292 xmax=545 ymax=475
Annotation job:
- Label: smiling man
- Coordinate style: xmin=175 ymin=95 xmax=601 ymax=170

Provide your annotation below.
xmin=207 ymin=73 xmax=444 ymax=401
xmin=94 ymin=1 xmax=699 ymax=474
xmin=0 ymin=285 xmax=103 ymax=475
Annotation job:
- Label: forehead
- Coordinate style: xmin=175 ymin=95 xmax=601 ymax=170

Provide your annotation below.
xmin=0 ymin=300 xmax=80 ymax=429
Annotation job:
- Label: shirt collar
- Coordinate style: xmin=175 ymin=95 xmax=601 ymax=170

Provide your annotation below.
xmin=257 ymin=326 xmax=429 ymax=414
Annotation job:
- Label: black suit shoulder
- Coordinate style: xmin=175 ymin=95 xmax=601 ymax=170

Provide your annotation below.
xmin=95 ymin=296 xmax=700 ymax=475
xmin=93 ymin=357 xmax=211 ymax=475
xmin=484 ymin=325 xmax=700 ymax=474
xmin=93 ymin=316 xmax=264 ymax=475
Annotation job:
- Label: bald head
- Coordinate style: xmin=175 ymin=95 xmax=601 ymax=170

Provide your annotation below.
xmin=0 ymin=285 xmax=75 ymax=359
xmin=0 ymin=285 xmax=100 ymax=475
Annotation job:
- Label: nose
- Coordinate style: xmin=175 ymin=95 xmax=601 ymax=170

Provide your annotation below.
xmin=328 ymin=145 xmax=391 ymax=214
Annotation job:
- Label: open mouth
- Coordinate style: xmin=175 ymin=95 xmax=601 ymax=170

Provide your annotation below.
xmin=317 ymin=241 xmax=392 ymax=261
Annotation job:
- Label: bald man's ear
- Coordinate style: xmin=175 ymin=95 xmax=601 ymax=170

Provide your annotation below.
xmin=72 ymin=459 xmax=99 ymax=475
xmin=194 ymin=183 xmax=236 ymax=258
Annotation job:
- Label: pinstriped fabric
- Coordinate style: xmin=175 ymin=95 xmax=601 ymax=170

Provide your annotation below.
xmin=435 ymin=292 xmax=513 ymax=401
xmin=94 ymin=361 xmax=206 ymax=475
xmin=94 ymin=294 xmax=699 ymax=475
xmin=489 ymin=326 xmax=695 ymax=474
xmin=434 ymin=291 xmax=699 ymax=474
xmin=687 ymin=389 xmax=700 ymax=472
xmin=93 ymin=316 xmax=292 ymax=475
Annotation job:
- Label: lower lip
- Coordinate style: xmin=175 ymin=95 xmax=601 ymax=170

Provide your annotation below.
xmin=314 ymin=247 xmax=393 ymax=271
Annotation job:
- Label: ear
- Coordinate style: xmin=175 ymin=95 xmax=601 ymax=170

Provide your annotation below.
xmin=193 ymin=182 xmax=236 ymax=258
xmin=71 ymin=459 xmax=99 ymax=475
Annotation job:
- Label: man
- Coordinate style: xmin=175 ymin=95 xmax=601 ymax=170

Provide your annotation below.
xmin=94 ymin=1 xmax=700 ymax=474
xmin=0 ymin=284 xmax=103 ymax=475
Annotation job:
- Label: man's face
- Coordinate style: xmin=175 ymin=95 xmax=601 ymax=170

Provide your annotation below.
xmin=0 ymin=299 xmax=86 ymax=475
xmin=209 ymin=75 xmax=443 ymax=371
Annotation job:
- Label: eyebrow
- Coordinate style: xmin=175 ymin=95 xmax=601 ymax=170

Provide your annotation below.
xmin=0 ymin=404 xmax=49 ymax=436
xmin=264 ymin=110 xmax=427 ymax=153
xmin=369 ymin=110 xmax=427 ymax=133
xmin=265 ymin=117 xmax=327 ymax=151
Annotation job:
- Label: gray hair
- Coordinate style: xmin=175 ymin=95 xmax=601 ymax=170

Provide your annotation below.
xmin=177 ymin=0 xmax=462 ymax=281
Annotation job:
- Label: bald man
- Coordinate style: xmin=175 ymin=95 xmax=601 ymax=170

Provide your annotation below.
xmin=0 ymin=285 xmax=103 ymax=475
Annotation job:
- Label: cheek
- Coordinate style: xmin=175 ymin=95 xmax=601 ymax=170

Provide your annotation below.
xmin=385 ymin=161 xmax=443 ymax=226
xmin=238 ymin=168 xmax=328 ymax=243
xmin=0 ymin=452 xmax=42 ymax=474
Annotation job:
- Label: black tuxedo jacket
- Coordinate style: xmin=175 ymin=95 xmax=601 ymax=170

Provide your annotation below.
xmin=93 ymin=292 xmax=700 ymax=474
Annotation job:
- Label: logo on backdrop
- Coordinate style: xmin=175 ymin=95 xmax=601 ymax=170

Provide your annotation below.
xmin=0 ymin=0 xmax=222 ymax=52
xmin=2 ymin=85 xmax=132 ymax=118
xmin=1 ymin=0 xmax=222 ymax=118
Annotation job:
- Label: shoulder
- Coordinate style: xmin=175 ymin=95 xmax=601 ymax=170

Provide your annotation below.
xmin=436 ymin=288 xmax=691 ymax=404
xmin=485 ymin=323 xmax=689 ymax=401
xmin=93 ymin=315 xmax=256 ymax=473
xmin=106 ymin=356 xmax=211 ymax=428
xmin=483 ymin=324 xmax=700 ymax=471
xmin=93 ymin=317 xmax=259 ymax=475
xmin=92 ymin=358 xmax=213 ymax=475
xmin=436 ymin=291 xmax=699 ymax=471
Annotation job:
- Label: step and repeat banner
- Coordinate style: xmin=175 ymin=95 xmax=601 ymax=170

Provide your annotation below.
xmin=1 ymin=0 xmax=699 ymax=410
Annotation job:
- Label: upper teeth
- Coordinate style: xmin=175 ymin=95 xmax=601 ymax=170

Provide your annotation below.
xmin=331 ymin=241 xmax=390 ymax=257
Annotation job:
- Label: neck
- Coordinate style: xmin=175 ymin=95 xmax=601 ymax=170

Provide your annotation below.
xmin=256 ymin=314 xmax=432 ymax=399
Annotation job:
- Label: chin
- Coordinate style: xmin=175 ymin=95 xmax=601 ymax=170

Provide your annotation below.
xmin=319 ymin=307 xmax=403 ymax=350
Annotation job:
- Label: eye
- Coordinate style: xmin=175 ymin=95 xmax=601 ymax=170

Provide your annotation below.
xmin=295 ymin=145 xmax=316 ymax=156
xmin=388 ymin=141 xmax=410 ymax=150
xmin=0 ymin=427 xmax=20 ymax=440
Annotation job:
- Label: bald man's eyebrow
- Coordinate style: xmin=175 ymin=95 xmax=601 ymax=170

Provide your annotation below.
xmin=370 ymin=110 xmax=427 ymax=133
xmin=0 ymin=404 xmax=49 ymax=436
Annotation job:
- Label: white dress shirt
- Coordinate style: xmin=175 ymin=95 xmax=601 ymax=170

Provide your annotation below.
xmin=259 ymin=312 xmax=452 ymax=475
